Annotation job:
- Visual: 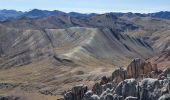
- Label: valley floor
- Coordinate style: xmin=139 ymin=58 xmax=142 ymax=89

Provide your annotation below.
xmin=0 ymin=58 xmax=114 ymax=100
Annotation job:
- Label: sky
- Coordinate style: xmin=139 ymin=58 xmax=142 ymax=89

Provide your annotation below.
xmin=0 ymin=0 xmax=170 ymax=13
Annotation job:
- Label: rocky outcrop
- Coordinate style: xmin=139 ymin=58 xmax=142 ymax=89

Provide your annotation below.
xmin=114 ymin=79 xmax=138 ymax=98
xmin=63 ymin=58 xmax=169 ymax=100
xmin=64 ymin=84 xmax=88 ymax=100
xmin=127 ymin=58 xmax=156 ymax=78
xmin=140 ymin=78 xmax=169 ymax=100
xmin=92 ymin=83 xmax=103 ymax=96
xmin=100 ymin=76 xmax=109 ymax=85
xmin=64 ymin=77 xmax=170 ymax=100
xmin=112 ymin=67 xmax=127 ymax=84
xmin=111 ymin=58 xmax=159 ymax=83
xmin=83 ymin=90 xmax=100 ymax=100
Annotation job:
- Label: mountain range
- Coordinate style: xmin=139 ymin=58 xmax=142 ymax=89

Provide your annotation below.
xmin=0 ymin=9 xmax=169 ymax=100
xmin=1 ymin=9 xmax=170 ymax=21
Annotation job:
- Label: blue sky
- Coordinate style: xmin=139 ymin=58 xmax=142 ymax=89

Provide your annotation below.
xmin=0 ymin=0 xmax=170 ymax=13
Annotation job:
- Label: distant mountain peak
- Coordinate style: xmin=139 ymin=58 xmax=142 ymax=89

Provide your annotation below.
xmin=1 ymin=9 xmax=170 ymax=21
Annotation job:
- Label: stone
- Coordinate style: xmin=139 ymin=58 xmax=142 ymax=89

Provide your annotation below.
xmin=100 ymin=76 xmax=109 ymax=85
xmin=91 ymin=95 xmax=100 ymax=100
xmin=112 ymin=67 xmax=127 ymax=84
xmin=64 ymin=91 xmax=74 ymax=100
xmin=64 ymin=84 xmax=88 ymax=100
xmin=102 ymin=83 xmax=114 ymax=92
xmin=84 ymin=90 xmax=100 ymax=100
xmin=139 ymin=78 xmax=170 ymax=100
xmin=127 ymin=58 xmax=154 ymax=78
xmin=114 ymin=79 xmax=138 ymax=98
xmin=92 ymin=83 xmax=103 ymax=95
xmin=100 ymin=88 xmax=113 ymax=100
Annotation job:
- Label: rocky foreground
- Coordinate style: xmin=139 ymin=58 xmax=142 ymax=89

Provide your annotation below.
xmin=62 ymin=58 xmax=170 ymax=100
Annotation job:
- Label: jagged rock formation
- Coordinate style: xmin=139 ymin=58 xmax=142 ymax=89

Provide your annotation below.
xmin=64 ymin=75 xmax=170 ymax=100
xmin=114 ymin=79 xmax=138 ymax=98
xmin=64 ymin=84 xmax=88 ymax=100
xmin=111 ymin=68 xmax=127 ymax=84
xmin=126 ymin=58 xmax=156 ymax=78
xmin=63 ymin=58 xmax=170 ymax=100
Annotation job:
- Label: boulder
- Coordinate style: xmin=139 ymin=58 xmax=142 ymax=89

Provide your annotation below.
xmin=91 ymin=95 xmax=100 ymax=100
xmin=102 ymin=83 xmax=114 ymax=92
xmin=84 ymin=90 xmax=100 ymax=100
xmin=100 ymin=88 xmax=113 ymax=100
xmin=64 ymin=84 xmax=88 ymax=100
xmin=100 ymin=76 xmax=109 ymax=85
xmin=92 ymin=83 xmax=103 ymax=95
xmin=139 ymin=78 xmax=170 ymax=100
xmin=114 ymin=79 xmax=138 ymax=98
xmin=112 ymin=67 xmax=127 ymax=84
xmin=64 ymin=91 xmax=74 ymax=100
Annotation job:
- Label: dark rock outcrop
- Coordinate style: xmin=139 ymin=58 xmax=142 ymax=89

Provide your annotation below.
xmin=100 ymin=76 xmax=109 ymax=85
xmin=92 ymin=83 xmax=103 ymax=96
xmin=64 ymin=84 xmax=88 ymax=100
xmin=114 ymin=79 xmax=138 ymax=98
xmin=112 ymin=67 xmax=127 ymax=84
xmin=64 ymin=77 xmax=170 ymax=100
xmin=83 ymin=90 xmax=100 ymax=100
xmin=140 ymin=78 xmax=170 ymax=100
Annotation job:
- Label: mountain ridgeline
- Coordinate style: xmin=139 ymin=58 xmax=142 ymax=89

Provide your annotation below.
xmin=0 ymin=12 xmax=154 ymax=69
xmin=0 ymin=9 xmax=170 ymax=100
xmin=1 ymin=9 xmax=170 ymax=21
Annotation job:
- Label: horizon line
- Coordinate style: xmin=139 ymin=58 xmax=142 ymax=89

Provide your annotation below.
xmin=0 ymin=8 xmax=170 ymax=14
